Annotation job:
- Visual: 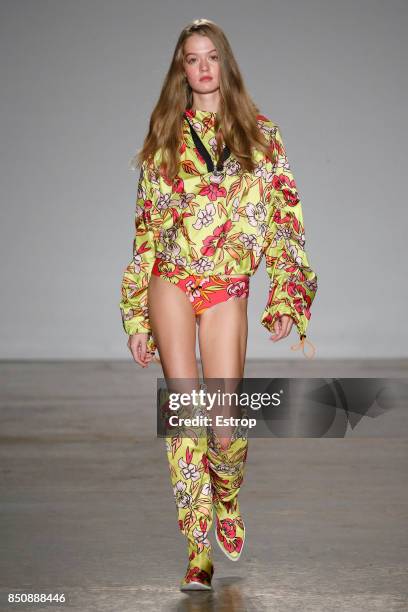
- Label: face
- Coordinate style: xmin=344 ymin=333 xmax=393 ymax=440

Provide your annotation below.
xmin=182 ymin=34 xmax=220 ymax=95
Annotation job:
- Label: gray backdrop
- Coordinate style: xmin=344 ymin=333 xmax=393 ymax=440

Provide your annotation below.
xmin=1 ymin=0 xmax=407 ymax=359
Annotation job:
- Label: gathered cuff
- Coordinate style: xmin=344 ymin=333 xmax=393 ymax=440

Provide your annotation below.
xmin=260 ymin=277 xmax=317 ymax=359
xmin=120 ymin=300 xmax=160 ymax=362
xmin=120 ymin=308 xmax=150 ymax=335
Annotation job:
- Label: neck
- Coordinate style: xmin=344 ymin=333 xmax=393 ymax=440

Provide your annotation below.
xmin=191 ymin=91 xmax=220 ymax=113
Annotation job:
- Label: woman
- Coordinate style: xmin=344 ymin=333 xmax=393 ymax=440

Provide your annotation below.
xmin=119 ymin=19 xmax=318 ymax=591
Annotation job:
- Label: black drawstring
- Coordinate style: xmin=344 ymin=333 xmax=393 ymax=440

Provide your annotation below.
xmin=184 ymin=112 xmax=231 ymax=174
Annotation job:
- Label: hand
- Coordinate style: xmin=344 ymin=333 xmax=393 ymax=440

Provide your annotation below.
xmin=127 ymin=333 xmax=155 ymax=368
xmin=269 ymin=315 xmax=294 ymax=343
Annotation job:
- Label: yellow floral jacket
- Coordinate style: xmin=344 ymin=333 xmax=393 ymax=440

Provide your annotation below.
xmin=119 ymin=108 xmax=318 ymax=357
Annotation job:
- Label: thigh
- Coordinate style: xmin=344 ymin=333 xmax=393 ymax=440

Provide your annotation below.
xmin=147 ymin=274 xmax=199 ymax=381
xmin=197 ymin=297 xmax=249 ymax=379
xmin=198 ymin=297 xmax=248 ymax=448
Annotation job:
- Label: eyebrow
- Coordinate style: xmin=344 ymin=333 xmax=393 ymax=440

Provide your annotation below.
xmin=185 ymin=48 xmax=218 ymax=57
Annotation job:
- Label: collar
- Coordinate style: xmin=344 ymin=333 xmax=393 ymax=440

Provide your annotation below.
xmin=183 ymin=108 xmax=217 ymax=152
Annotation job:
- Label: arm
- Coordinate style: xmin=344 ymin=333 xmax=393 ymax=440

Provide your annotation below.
xmin=119 ymin=159 xmax=158 ymax=355
xmin=261 ymin=124 xmax=318 ymax=344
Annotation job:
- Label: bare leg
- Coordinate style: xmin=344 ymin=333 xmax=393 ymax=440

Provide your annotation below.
xmin=147 ymin=274 xmax=214 ymax=589
xmin=197 ymin=297 xmax=249 ymax=449
xmin=147 ymin=274 xmax=199 ymax=382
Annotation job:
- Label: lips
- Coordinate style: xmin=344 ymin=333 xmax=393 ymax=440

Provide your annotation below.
xmin=200 ymin=76 xmax=213 ymax=81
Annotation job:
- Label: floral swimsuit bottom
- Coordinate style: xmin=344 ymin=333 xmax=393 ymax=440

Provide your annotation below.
xmin=151 ymin=257 xmax=250 ymax=320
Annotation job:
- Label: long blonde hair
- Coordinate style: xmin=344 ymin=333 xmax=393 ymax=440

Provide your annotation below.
xmin=131 ymin=18 xmax=275 ymax=182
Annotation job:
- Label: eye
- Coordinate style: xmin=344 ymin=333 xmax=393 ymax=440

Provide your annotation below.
xmin=210 ymin=55 xmax=219 ymax=61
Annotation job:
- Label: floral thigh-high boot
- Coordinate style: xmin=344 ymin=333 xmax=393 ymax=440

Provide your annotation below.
xmin=207 ymin=426 xmax=249 ymax=561
xmin=164 ymin=393 xmax=214 ymax=591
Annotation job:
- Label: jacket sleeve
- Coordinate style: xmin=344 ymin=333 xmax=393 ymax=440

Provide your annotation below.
xmin=260 ymin=124 xmax=318 ymax=341
xmin=119 ymin=159 xmax=158 ymax=354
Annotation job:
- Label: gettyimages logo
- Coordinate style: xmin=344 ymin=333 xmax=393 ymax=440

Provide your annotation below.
xmin=156 ymin=378 xmax=407 ymax=438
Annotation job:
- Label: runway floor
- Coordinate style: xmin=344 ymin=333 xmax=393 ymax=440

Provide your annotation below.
xmin=0 ymin=359 xmax=407 ymax=611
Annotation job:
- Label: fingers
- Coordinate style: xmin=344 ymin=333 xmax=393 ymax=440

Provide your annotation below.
xmin=272 ymin=319 xmax=281 ymax=337
xmin=130 ymin=341 xmax=144 ymax=367
xmin=127 ymin=334 xmax=154 ymax=368
xmin=138 ymin=340 xmax=147 ymax=363
xmin=270 ymin=316 xmax=294 ymax=342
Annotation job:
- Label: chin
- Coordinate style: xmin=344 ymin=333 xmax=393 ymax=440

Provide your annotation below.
xmin=196 ymin=82 xmax=219 ymax=91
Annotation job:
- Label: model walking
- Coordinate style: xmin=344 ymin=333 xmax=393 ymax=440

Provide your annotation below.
xmin=119 ymin=18 xmax=318 ymax=590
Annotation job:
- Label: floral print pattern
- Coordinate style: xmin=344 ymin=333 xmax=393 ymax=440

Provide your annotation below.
xmin=216 ymin=513 xmax=244 ymax=557
xmin=119 ymin=108 xmax=318 ymax=356
xmin=207 ymin=428 xmax=247 ymax=561
xmin=151 ymin=257 xmax=250 ymax=315
xmin=163 ymin=390 xmax=248 ymax=588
